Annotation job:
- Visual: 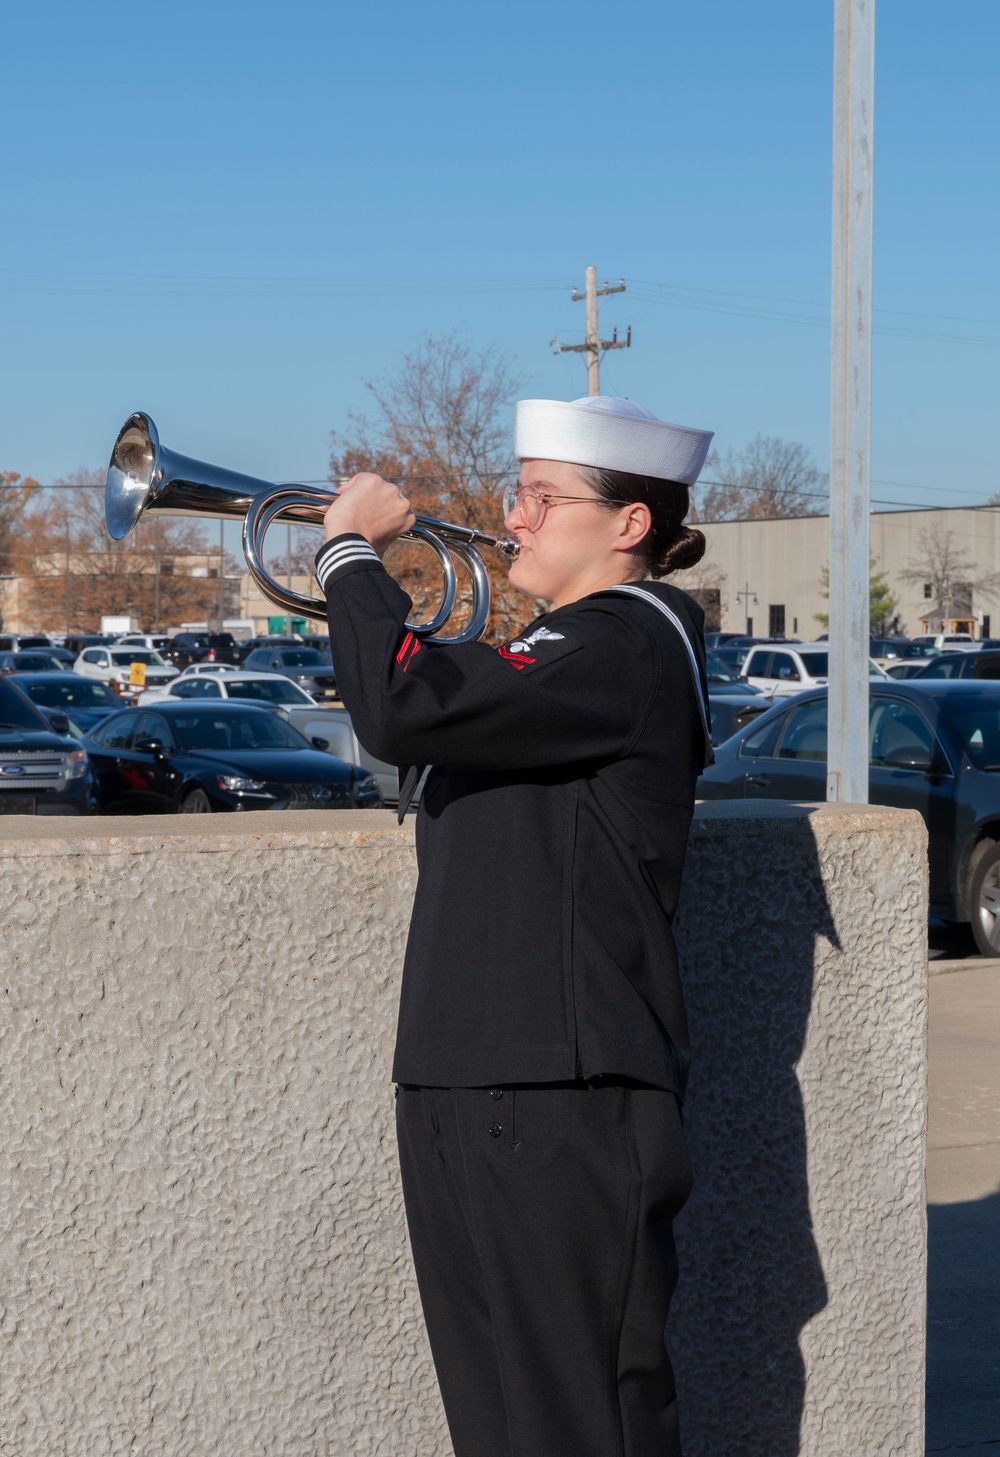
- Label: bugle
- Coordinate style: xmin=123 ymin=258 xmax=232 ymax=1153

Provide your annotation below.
xmin=105 ymin=412 xmax=520 ymax=645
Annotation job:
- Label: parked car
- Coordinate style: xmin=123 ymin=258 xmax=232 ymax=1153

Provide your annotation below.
xmin=0 ymin=677 xmax=95 ymax=815
xmin=82 ymin=701 xmax=382 ymax=814
xmin=63 ymin=634 xmax=120 ymax=656
xmin=884 ymin=657 xmax=946 ymax=680
xmin=161 ymin=631 xmax=241 ymax=669
xmin=711 ymin=644 xmax=755 ymax=673
xmin=141 ymin=670 xmax=317 ymax=707
xmin=300 ymin=634 xmax=332 ymax=658
xmin=705 ymin=651 xmax=762 ymax=697
xmin=708 ymin=695 xmax=771 ymax=747
xmin=704 ymin=632 xmax=757 ymax=648
xmin=697 ymin=679 xmax=1000 ymax=956
xmin=233 ymin=635 xmax=304 ymax=664
xmin=8 ymin=672 xmax=124 ymax=735
xmin=74 ymin=646 xmax=179 ymax=697
xmin=740 ymin=643 xmax=888 ymax=697
xmin=241 ymin=646 xmax=337 ymax=700
xmin=0 ymin=650 xmax=75 ymax=674
xmin=0 ymin=634 xmax=53 ymax=652
xmin=910 ymin=651 xmax=1000 ymax=682
xmin=868 ymin=636 xmax=914 ymax=665
xmin=909 ymin=632 xmax=978 ymax=652
xmin=259 ymin=701 xmax=427 ymax=807
xmin=118 ymin=633 xmax=175 ymax=653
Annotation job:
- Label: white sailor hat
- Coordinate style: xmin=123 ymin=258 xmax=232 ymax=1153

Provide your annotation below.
xmin=514 ymin=395 xmax=713 ymax=486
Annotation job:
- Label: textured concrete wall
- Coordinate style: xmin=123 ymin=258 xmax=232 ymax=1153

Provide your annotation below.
xmin=672 ymin=803 xmax=928 ymax=1457
xmin=0 ymin=804 xmax=926 ymax=1456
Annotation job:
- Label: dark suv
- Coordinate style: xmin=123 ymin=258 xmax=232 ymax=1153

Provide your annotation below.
xmin=0 ymin=678 xmax=96 ymax=815
xmin=162 ymin=632 xmax=241 ymax=669
xmin=242 ymin=646 xmax=337 ymax=700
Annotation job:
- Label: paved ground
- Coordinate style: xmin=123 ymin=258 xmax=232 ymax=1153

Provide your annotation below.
xmin=926 ymin=955 xmax=1000 ymax=1453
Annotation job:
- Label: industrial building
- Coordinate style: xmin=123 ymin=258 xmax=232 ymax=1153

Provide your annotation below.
xmin=675 ymin=504 xmax=1000 ymax=640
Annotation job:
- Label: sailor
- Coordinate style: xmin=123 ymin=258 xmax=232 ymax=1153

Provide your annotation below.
xmin=317 ymin=394 xmax=714 ymax=1457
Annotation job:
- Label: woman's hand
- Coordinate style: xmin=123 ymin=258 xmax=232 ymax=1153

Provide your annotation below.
xmin=323 ymin=473 xmax=416 ymax=558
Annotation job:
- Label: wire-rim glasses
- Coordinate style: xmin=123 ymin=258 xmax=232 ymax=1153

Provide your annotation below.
xmin=501 ymin=482 xmax=602 ymax=531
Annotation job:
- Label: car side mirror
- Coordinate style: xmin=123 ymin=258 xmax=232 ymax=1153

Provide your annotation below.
xmin=134 ymin=736 xmax=167 ymax=758
xmin=882 ymin=744 xmax=936 ymax=772
xmin=311 ymin=736 xmax=330 ymax=751
xmin=49 ymin=712 xmax=70 ymax=735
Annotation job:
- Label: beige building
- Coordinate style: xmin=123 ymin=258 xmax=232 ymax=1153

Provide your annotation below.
xmin=675 ymin=505 xmax=1000 ymax=640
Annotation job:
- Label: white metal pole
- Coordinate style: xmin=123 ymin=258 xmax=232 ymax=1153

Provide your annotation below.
xmin=828 ymin=0 xmax=875 ymax=804
xmin=585 ymin=265 xmax=599 ymax=395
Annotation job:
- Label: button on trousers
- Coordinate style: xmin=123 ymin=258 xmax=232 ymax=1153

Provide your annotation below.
xmin=395 ymin=1081 xmax=692 ymax=1457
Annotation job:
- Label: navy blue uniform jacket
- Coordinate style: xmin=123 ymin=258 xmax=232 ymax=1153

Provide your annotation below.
xmin=316 ymin=533 xmax=708 ymax=1095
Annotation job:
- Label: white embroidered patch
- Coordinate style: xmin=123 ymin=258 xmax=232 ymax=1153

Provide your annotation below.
xmin=506 ymin=626 xmax=566 ymax=654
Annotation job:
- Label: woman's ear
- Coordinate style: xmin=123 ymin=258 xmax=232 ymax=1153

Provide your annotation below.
xmin=613 ymin=501 xmax=652 ymax=552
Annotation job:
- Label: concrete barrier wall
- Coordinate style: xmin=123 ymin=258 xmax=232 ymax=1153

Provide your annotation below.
xmin=0 ymin=803 xmax=926 ymax=1456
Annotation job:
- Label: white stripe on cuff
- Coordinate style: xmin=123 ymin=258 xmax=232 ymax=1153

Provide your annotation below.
xmin=316 ymin=542 xmax=379 ymax=590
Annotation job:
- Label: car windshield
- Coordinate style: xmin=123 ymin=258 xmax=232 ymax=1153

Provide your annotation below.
xmin=225 ymin=679 xmax=310 ymax=704
xmin=798 ymin=652 xmax=829 ymax=677
xmin=23 ymin=679 xmax=120 ymax=708
xmin=109 ymin=650 xmax=167 ymax=666
xmin=941 ymin=700 xmax=1000 ymax=770
xmin=705 ymin=651 xmax=738 ymax=683
xmin=903 ymin=642 xmax=941 ymax=658
xmin=172 ymin=710 xmax=311 ymax=752
xmin=278 ymin=649 xmax=328 ymax=667
xmin=0 ymin=682 xmax=48 ymax=732
xmin=11 ymin=653 xmax=65 ymax=669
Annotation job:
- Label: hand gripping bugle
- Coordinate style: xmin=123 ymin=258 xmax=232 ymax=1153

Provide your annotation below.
xmin=105 ymin=412 xmax=520 ymax=645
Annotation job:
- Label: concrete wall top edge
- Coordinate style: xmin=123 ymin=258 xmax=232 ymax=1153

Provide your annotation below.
xmin=0 ymin=808 xmax=417 ymax=858
xmin=0 ymin=802 xmax=924 ymax=858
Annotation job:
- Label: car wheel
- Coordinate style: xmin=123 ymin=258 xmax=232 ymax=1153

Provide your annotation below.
xmin=969 ymin=841 xmax=1000 ymax=956
xmin=180 ymin=788 xmax=213 ymax=814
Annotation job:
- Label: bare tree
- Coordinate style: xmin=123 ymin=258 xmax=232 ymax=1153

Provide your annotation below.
xmin=328 ymin=334 xmax=528 ymax=640
xmin=899 ymin=524 xmax=1000 ymax=630
xmin=0 ymin=471 xmax=40 ymax=627
xmin=697 ymin=436 xmax=826 ymax=522
xmin=673 ymin=559 xmax=726 ymax=632
xmin=14 ymin=471 xmax=233 ymax=632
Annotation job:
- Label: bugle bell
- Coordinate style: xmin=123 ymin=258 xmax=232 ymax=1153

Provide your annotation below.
xmin=105 ymin=412 xmax=520 ymax=645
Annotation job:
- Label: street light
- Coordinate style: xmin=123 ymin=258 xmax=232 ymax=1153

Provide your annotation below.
xmin=735 ymin=582 xmax=759 ymax=636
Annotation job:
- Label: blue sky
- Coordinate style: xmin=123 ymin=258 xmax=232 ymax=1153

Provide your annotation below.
xmin=2 ymin=0 xmax=997 ymax=547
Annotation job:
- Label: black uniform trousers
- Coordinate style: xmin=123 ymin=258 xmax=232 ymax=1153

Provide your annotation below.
xmin=395 ymin=1080 xmax=693 ymax=1457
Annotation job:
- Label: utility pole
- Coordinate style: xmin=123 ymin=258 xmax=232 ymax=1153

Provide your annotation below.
xmin=827 ymin=0 xmax=875 ymax=805
xmin=551 ymin=266 xmax=631 ymax=395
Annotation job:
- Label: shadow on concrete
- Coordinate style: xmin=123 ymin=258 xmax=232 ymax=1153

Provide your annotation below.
xmin=926 ymin=1189 xmax=1000 ymax=1453
xmin=669 ymin=807 xmax=832 ymax=1457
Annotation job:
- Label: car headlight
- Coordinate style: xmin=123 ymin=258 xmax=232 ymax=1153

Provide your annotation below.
xmin=350 ymin=771 xmax=382 ymax=803
xmin=65 ymin=750 xmax=89 ymax=779
xmin=216 ymin=773 xmax=267 ymax=792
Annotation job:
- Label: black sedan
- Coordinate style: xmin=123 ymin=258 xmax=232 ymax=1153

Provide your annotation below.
xmin=82 ymin=700 xmax=383 ymax=814
xmin=910 ymin=650 xmax=1000 ymax=681
xmin=12 ymin=671 xmax=124 ymax=735
xmin=697 ymin=679 xmax=1000 ymax=956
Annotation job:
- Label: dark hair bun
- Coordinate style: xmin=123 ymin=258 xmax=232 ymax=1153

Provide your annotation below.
xmin=656 ymin=525 xmax=706 ymax=577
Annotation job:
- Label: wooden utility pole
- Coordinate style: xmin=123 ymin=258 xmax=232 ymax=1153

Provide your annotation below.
xmin=552 ymin=266 xmax=631 ymax=394
xmin=827 ymin=0 xmax=875 ymax=805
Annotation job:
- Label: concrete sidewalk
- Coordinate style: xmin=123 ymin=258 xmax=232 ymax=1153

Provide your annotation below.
xmin=926 ymin=960 xmax=1000 ymax=1453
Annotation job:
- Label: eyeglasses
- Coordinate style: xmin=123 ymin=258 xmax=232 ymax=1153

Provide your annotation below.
xmin=501 ymin=482 xmax=602 ymax=531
